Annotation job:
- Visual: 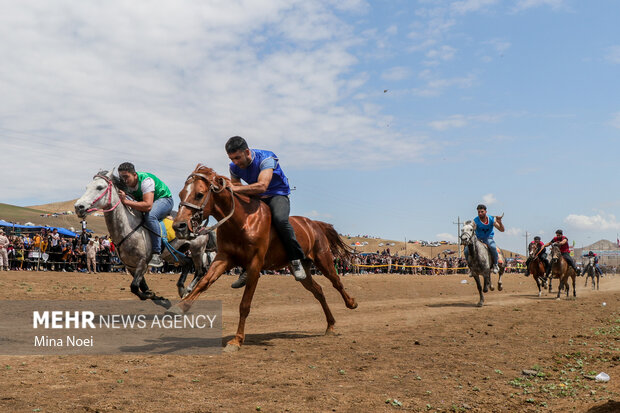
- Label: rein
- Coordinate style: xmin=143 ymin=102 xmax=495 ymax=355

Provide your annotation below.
xmin=179 ymin=172 xmax=236 ymax=234
xmin=85 ymin=174 xmax=143 ymax=250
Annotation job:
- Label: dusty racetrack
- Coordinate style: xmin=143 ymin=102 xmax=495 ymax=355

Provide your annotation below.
xmin=0 ymin=270 xmax=618 ymax=412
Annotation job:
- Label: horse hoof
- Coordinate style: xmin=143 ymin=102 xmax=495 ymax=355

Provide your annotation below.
xmin=165 ymin=305 xmax=184 ymax=316
xmin=483 ymin=287 xmax=488 ymax=293
xmin=498 ymin=284 xmax=503 ymax=292
xmin=325 ymin=328 xmax=337 ymax=336
xmin=476 ymin=301 xmax=484 ymax=307
xmin=154 ymin=299 xmax=172 ymax=310
xmin=223 ymin=343 xmax=241 ymax=353
xmin=347 ymin=300 xmax=358 ymax=310
xmin=489 ymin=285 xmax=495 ymax=291
xmin=177 ymin=288 xmax=187 ymax=299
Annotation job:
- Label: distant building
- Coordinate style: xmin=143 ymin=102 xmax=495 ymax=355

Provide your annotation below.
xmin=573 ymin=239 xmax=620 ymax=267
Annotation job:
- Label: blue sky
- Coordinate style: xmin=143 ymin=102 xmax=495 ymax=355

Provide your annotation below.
xmin=1 ymin=0 xmax=619 ymax=253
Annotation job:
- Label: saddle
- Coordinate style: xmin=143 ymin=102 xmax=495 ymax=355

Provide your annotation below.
xmin=480 ymin=244 xmax=505 ymax=265
xmin=159 ymin=217 xmax=176 ymax=242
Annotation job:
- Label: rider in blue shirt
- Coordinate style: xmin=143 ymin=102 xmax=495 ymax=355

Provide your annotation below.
xmin=465 ymin=204 xmax=505 ymax=274
xmin=225 ymin=136 xmax=306 ymax=288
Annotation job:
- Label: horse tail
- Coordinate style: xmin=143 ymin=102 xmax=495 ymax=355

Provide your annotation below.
xmin=316 ymin=221 xmax=354 ymax=261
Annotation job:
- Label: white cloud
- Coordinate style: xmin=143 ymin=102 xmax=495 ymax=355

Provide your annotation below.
xmin=307 ymin=210 xmax=333 ymax=219
xmin=428 ymin=115 xmax=467 ymax=130
xmin=424 ymin=45 xmax=457 ymax=65
xmin=381 ymin=66 xmax=412 ymax=81
xmin=0 ymin=0 xmax=429 ymax=204
xmin=513 ymin=0 xmax=567 ymax=12
xmin=610 ymin=112 xmax=620 ymax=129
xmin=482 ymin=193 xmax=497 ymax=205
xmin=427 ymin=112 xmax=504 ymax=130
xmin=436 ymin=232 xmax=457 ymax=242
xmin=451 ymin=0 xmax=498 ymax=15
xmin=564 ymin=213 xmax=620 ymax=231
xmin=413 ymin=70 xmax=475 ymax=96
xmin=606 ymin=46 xmax=620 ymax=64
xmin=504 ymin=227 xmax=523 ymax=236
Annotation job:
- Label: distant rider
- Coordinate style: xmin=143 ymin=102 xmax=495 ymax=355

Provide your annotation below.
xmin=525 ymin=236 xmax=551 ymax=278
xmin=543 ymin=229 xmax=580 ymax=276
xmin=464 ymin=204 xmax=505 ymax=274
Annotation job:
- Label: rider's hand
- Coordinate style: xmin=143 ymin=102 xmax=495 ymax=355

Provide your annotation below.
xmin=118 ymin=190 xmax=127 ymax=204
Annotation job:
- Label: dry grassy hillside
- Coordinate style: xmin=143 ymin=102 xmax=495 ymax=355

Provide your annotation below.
xmin=0 ymin=202 xmax=108 ymax=235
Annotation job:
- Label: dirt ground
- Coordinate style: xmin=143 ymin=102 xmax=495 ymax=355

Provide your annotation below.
xmin=0 ymin=270 xmax=618 ymax=413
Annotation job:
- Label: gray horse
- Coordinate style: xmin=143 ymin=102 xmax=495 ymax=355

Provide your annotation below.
xmin=75 ymin=170 xmax=216 ymax=308
xmin=460 ymin=220 xmax=505 ymax=307
xmin=583 ymin=255 xmax=599 ymax=290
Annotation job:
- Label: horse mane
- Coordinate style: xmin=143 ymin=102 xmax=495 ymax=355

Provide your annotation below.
xmin=192 ymin=163 xmax=252 ymax=203
xmin=95 ymin=170 xmax=127 ymax=192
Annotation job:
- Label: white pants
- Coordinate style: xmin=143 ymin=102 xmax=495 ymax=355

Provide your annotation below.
xmin=0 ymin=249 xmax=8 ymax=268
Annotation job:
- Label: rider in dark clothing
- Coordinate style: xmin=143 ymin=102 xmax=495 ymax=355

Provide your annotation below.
xmin=543 ymin=229 xmax=581 ymax=276
xmin=524 ymin=236 xmax=551 ymax=278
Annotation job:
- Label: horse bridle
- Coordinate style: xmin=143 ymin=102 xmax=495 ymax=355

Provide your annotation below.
xmin=85 ymin=174 xmax=121 ymax=214
xmin=178 ymin=172 xmax=236 ymax=234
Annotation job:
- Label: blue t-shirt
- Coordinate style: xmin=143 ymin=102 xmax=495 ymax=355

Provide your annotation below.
xmin=474 ymin=215 xmax=495 ymax=240
xmin=229 ymin=149 xmax=291 ymax=197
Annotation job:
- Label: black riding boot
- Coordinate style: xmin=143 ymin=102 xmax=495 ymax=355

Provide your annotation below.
xmin=231 ymin=272 xmax=247 ymax=289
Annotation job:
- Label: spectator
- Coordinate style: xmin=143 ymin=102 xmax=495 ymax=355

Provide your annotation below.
xmin=86 ymin=239 xmax=99 ymax=274
xmin=0 ymin=229 xmax=9 ymax=270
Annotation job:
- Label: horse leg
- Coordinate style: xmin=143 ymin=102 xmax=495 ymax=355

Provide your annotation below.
xmin=572 ymin=274 xmax=577 ymax=298
xmin=556 ymin=277 xmax=563 ymax=300
xmin=225 ymin=261 xmax=264 ymax=352
xmin=313 ymin=255 xmax=357 ymax=310
xmin=534 ymin=276 xmax=542 ymax=297
xmin=497 ymin=267 xmax=504 ymax=291
xmin=472 ymin=273 xmax=484 ymax=307
xmin=129 ymin=263 xmax=171 ymax=309
xmin=297 ymin=267 xmax=338 ymax=335
xmin=482 ymin=270 xmax=490 ymax=293
xmin=176 ymin=263 xmax=190 ymax=298
xmin=168 ymin=256 xmax=231 ymax=314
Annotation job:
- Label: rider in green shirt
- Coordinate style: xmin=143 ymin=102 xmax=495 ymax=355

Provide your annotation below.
xmin=117 ymin=162 xmax=173 ymax=267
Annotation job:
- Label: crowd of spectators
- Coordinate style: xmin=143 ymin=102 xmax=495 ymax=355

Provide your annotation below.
xmin=0 ymin=228 xmax=124 ymax=273
xmin=0 ymin=228 xmax=530 ymax=276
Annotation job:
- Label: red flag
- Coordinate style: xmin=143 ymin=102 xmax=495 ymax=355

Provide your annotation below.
xmin=617 ymin=237 xmax=620 ymax=247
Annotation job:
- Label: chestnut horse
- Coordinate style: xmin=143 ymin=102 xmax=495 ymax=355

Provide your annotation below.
xmin=527 ymin=242 xmax=547 ymax=297
xmin=548 ymin=243 xmax=577 ymax=299
xmin=169 ymin=165 xmax=358 ymax=351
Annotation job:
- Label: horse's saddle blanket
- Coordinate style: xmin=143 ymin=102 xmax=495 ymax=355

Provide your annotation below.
xmin=159 ymin=218 xmax=176 ymax=242
xmin=481 ymin=244 xmax=505 ymax=265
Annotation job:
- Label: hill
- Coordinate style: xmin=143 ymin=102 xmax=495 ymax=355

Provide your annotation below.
xmin=28 ymin=199 xmax=79 ymax=214
xmin=340 ymin=236 xmax=523 ymax=259
xmin=0 ymin=202 xmax=108 ymax=235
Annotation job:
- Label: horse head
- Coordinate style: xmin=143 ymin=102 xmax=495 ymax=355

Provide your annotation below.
xmin=460 ymin=220 xmax=476 ymax=245
xmin=174 ymin=164 xmax=230 ymax=239
xmin=528 ymin=242 xmax=539 ymax=258
xmin=549 ymin=242 xmax=561 ymax=263
xmin=75 ymin=170 xmax=125 ymax=218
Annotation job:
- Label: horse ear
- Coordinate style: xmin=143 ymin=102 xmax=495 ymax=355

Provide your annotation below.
xmin=107 ymin=169 xmax=114 ymax=178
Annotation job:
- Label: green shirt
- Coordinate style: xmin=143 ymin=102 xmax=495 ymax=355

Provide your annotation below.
xmin=130 ymin=172 xmax=172 ymax=201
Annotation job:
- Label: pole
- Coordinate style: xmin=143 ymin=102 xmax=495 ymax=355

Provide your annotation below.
xmin=523 ymin=231 xmax=529 ymax=256
xmin=453 ymin=216 xmax=462 ymax=258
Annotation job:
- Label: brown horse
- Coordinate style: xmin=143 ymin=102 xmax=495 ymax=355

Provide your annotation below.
xmin=527 ymin=242 xmax=547 ymax=297
xmin=548 ymin=243 xmax=577 ymax=299
xmin=169 ymin=165 xmax=358 ymax=351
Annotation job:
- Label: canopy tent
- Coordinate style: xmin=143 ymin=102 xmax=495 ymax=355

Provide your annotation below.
xmin=0 ymin=220 xmax=77 ymax=237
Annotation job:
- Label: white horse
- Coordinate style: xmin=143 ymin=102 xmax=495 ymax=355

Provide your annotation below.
xmin=460 ymin=220 xmax=505 ymax=307
xmin=74 ymin=170 xmax=216 ymax=308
